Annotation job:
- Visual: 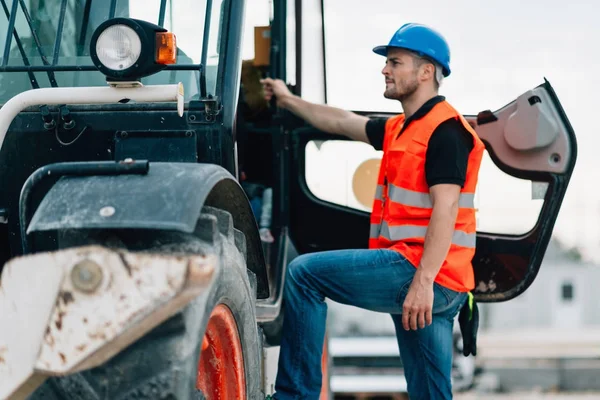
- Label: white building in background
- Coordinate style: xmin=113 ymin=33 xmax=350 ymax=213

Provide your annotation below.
xmin=478 ymin=239 xmax=600 ymax=331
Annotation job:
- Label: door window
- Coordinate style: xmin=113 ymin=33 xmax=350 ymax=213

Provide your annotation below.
xmin=305 ymin=140 xmax=544 ymax=235
xmin=305 ymin=140 xmax=381 ymax=212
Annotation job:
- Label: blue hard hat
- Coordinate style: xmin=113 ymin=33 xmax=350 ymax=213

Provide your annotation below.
xmin=373 ymin=23 xmax=451 ymax=77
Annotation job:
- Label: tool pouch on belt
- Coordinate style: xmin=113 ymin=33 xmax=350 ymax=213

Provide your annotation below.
xmin=458 ymin=292 xmax=479 ymax=357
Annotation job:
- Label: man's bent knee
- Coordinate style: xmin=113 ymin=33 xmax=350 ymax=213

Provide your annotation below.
xmin=285 ymin=253 xmax=326 ymax=298
xmin=286 ymin=253 xmax=314 ymax=282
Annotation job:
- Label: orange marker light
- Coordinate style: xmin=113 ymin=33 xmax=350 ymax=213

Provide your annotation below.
xmin=155 ymin=32 xmax=177 ymax=65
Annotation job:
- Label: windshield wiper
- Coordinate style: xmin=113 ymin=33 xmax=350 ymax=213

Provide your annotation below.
xmin=78 ymin=0 xmax=93 ymax=56
xmin=16 ymin=0 xmax=58 ymax=87
xmin=0 ymin=0 xmax=39 ymax=88
xmin=1 ymin=0 xmax=17 ymax=66
xmin=53 ymin=0 xmax=68 ymax=65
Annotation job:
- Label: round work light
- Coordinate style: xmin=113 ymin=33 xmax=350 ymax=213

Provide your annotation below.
xmin=90 ymin=18 xmax=177 ymax=82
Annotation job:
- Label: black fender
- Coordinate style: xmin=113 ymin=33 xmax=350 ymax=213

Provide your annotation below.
xmin=27 ymin=162 xmax=270 ymax=299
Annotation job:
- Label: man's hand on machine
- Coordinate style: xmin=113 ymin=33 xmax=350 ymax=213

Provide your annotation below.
xmin=261 ymin=78 xmax=293 ymax=107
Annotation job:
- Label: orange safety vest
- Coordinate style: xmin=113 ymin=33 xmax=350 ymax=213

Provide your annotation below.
xmin=369 ymin=100 xmax=485 ymax=292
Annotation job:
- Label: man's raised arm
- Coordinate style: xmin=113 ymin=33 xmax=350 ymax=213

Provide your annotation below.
xmin=261 ymin=78 xmax=370 ymax=144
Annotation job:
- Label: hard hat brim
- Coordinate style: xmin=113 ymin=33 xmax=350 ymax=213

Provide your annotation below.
xmin=372 ymin=45 xmax=389 ymax=56
xmin=372 ymin=44 xmax=451 ymax=77
xmin=372 ymin=44 xmax=420 ymax=58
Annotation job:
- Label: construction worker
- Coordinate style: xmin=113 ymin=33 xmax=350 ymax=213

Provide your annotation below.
xmin=262 ymin=23 xmax=485 ymax=400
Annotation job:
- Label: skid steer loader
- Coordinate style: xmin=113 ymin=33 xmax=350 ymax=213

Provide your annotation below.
xmin=0 ymin=0 xmax=577 ymax=399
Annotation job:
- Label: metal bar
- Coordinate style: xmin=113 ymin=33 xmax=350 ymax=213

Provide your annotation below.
xmin=218 ymin=0 xmax=244 ymax=175
xmin=199 ymin=0 xmax=213 ymax=97
xmin=78 ymin=0 xmax=93 ymax=56
xmin=0 ymin=64 xmax=203 ymax=72
xmin=2 ymin=0 xmax=19 ymax=66
xmin=0 ymin=0 xmax=39 ymax=88
xmin=52 ymin=0 xmax=69 ymax=65
xmin=320 ymin=0 xmax=327 ymax=103
xmin=158 ymin=0 xmax=167 ymax=27
xmin=0 ymin=83 xmax=183 ymax=150
xmin=169 ymin=0 xmax=173 ymax=29
xmin=295 ymin=0 xmax=302 ymax=95
xmin=109 ymin=0 xmax=117 ymax=18
xmin=17 ymin=0 xmax=58 ymax=86
xmin=269 ymin=0 xmax=286 ymax=82
xmin=20 ymin=161 xmax=149 ymax=254
xmin=255 ymin=229 xmax=289 ymax=321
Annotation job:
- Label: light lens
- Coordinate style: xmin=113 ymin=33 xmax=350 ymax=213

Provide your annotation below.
xmin=95 ymin=25 xmax=142 ymax=71
xmin=155 ymin=32 xmax=177 ymax=65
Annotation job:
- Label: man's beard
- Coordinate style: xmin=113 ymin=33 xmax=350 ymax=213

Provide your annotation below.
xmin=384 ymin=77 xmax=419 ymax=102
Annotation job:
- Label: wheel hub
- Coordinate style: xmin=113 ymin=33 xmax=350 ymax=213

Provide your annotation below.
xmin=196 ymin=304 xmax=246 ymax=399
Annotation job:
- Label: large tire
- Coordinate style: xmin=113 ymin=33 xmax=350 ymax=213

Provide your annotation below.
xmin=28 ymin=206 xmax=262 ymax=400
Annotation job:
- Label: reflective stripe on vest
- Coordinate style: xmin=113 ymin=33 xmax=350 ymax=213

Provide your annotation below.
xmin=370 ymin=223 xmax=382 ymax=239
xmin=374 ymin=184 xmax=384 ymax=201
xmin=375 ymin=184 xmax=475 ymax=209
xmin=371 ymin=221 xmax=476 ymax=249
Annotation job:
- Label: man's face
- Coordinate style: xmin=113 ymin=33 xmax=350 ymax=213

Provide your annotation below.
xmin=381 ymin=48 xmax=420 ymax=101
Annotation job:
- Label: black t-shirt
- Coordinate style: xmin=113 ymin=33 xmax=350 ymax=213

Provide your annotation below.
xmin=366 ymin=96 xmax=474 ymax=188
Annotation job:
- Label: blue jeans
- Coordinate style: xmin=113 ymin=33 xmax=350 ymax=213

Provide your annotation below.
xmin=249 ymin=195 xmax=263 ymax=221
xmin=273 ymin=249 xmax=467 ymax=400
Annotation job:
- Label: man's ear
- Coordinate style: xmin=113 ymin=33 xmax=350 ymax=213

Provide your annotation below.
xmin=420 ymin=63 xmax=435 ymax=82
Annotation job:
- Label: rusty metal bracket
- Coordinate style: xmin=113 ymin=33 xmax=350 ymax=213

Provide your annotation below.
xmin=187 ymin=96 xmax=222 ymax=124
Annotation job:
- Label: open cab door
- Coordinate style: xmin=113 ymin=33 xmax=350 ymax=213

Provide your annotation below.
xmin=288 ymin=79 xmax=577 ymax=302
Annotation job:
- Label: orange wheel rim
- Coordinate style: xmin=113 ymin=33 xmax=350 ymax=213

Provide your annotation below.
xmin=196 ymin=304 xmax=246 ymax=399
xmin=320 ymin=335 xmax=329 ymax=400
